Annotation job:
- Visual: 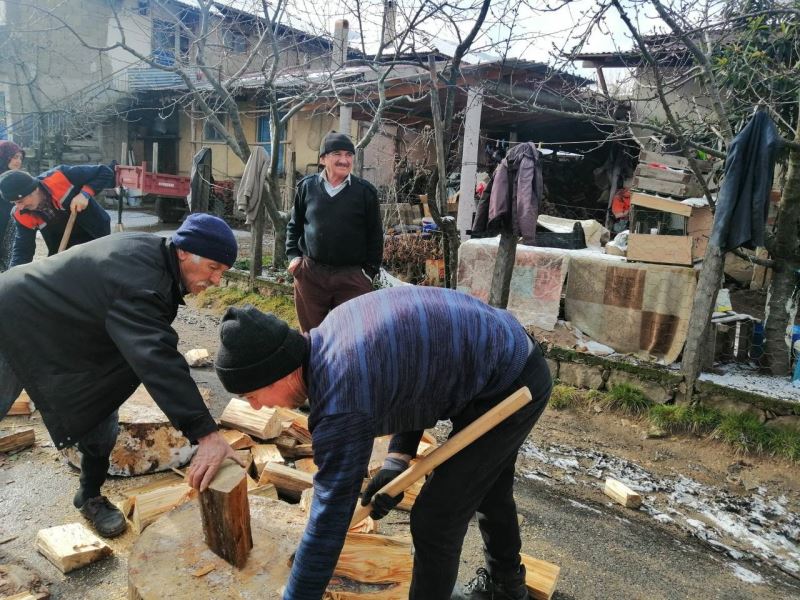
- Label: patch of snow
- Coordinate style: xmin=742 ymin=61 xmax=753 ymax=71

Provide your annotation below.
xmin=698 ymin=364 xmax=800 ymax=404
xmin=728 ymin=563 xmax=765 ymax=585
xmin=568 ymin=499 xmax=602 ymax=514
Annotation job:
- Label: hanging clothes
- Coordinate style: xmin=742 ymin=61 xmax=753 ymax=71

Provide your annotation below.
xmin=236 ymin=146 xmax=270 ymax=224
xmin=710 ymin=110 xmax=782 ymax=251
xmin=187 ymin=147 xmax=213 ymax=213
xmin=471 ymin=142 xmax=543 ymax=245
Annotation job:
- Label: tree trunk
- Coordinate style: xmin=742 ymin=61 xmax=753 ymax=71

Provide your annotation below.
xmin=272 ymin=219 xmax=287 ymax=271
xmin=249 ymin=203 xmax=265 ymax=291
xmin=763 ymin=145 xmax=800 ymax=375
xmin=681 ymin=243 xmax=726 ymax=401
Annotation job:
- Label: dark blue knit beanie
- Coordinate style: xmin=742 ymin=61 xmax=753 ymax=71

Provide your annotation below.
xmin=173 ymin=213 xmax=238 ymax=267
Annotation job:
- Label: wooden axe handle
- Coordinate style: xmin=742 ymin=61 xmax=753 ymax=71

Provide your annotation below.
xmin=350 ymin=386 xmax=533 ymax=526
xmin=57 ymin=210 xmax=78 ymax=253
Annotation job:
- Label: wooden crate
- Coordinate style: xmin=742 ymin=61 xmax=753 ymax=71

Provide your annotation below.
xmin=627 ymin=193 xmax=712 ymax=265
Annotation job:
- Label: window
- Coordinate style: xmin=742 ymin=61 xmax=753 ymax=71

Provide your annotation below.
xmin=203 ymin=116 xmax=227 ymax=142
xmin=223 ymin=30 xmax=248 ymax=54
xmin=257 ymin=115 xmax=285 ymax=175
xmin=152 ymin=19 xmax=190 ymax=65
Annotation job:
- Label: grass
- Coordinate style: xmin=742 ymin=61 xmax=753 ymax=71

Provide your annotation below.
xmin=547 ymin=381 xmax=800 ymax=462
xmin=648 ymin=404 xmax=723 ymax=434
xmin=604 ymin=383 xmax=652 ymax=415
xmin=232 ymin=255 xmax=274 ymax=271
xmin=195 ymin=285 xmax=299 ymax=329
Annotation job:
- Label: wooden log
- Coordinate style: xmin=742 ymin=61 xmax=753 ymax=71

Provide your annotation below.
xmin=520 ymin=553 xmax=561 ymax=600
xmin=604 ymin=477 xmax=642 ymax=509
xmin=294 ymin=458 xmax=318 ymax=474
xmin=220 ymin=399 xmax=282 ymax=440
xmin=0 ymin=429 xmax=35 ymax=453
xmin=251 ymin=444 xmax=284 ymax=476
xmin=335 ymin=533 xmax=412 ymax=584
xmin=35 ymin=523 xmax=112 ymax=573
xmin=258 ymin=463 xmax=313 ymax=501
xmin=199 ymin=460 xmax=253 ymax=568
xmin=62 ymin=385 xmax=197 ymax=476
xmin=131 ymin=481 xmax=195 ymax=534
xmin=128 ymin=497 xmax=411 ymax=599
xmin=220 ymin=429 xmax=255 ymax=450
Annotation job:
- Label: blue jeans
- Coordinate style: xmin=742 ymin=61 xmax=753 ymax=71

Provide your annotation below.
xmin=0 ymin=347 xmax=119 ymax=498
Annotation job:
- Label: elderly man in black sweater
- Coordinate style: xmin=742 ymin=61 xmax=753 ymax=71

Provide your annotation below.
xmin=285 ymin=132 xmax=383 ymax=332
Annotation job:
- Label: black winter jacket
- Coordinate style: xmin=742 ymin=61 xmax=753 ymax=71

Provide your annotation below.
xmin=0 ymin=232 xmax=217 ymax=449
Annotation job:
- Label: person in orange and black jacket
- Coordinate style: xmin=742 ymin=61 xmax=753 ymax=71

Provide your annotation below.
xmin=0 ymin=164 xmax=114 ymax=267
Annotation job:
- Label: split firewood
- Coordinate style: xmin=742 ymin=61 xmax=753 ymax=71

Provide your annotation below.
xmin=199 ymin=460 xmax=253 ymax=568
xmin=35 ymin=523 xmax=112 ymax=573
xmin=335 ymin=533 xmax=412 ymax=584
xmin=220 ymin=399 xmax=282 ymax=440
xmin=294 ymin=458 xmax=318 ymax=474
xmin=184 ymin=348 xmax=211 ymax=367
xmin=396 ymin=478 xmax=424 ymax=512
xmin=235 ymin=449 xmax=254 ymax=474
xmin=302 ymin=488 xmax=378 ymax=534
xmin=249 ymin=483 xmax=279 ymax=500
xmin=221 ymin=429 xmax=255 ymax=450
xmin=118 ymin=473 xmax=184 ymax=518
xmin=604 ymin=477 xmax=642 ymax=509
xmin=258 ymin=463 xmax=313 ymax=501
xmin=131 ymin=481 xmax=196 ymax=534
xmin=299 ymin=487 xmax=314 ymax=513
xmin=250 ymin=444 xmax=284 ymax=477
xmin=6 ymin=391 xmax=34 ymax=416
xmin=0 ymin=429 xmax=35 ymax=454
xmin=276 ymin=407 xmax=312 ymax=445
xmin=520 ymin=553 xmax=561 ymax=600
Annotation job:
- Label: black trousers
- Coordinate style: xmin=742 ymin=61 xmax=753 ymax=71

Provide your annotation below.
xmin=409 ymin=344 xmax=552 ymax=599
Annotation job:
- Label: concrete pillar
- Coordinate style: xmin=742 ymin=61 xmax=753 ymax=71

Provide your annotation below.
xmin=457 ymin=87 xmax=483 ymax=240
xmin=332 ymin=20 xmax=352 ymax=136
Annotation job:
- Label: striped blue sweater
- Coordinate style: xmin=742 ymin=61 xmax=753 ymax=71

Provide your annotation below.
xmin=284 ymin=286 xmax=529 ymax=599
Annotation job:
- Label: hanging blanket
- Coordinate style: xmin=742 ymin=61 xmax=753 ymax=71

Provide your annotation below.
xmin=565 ymin=256 xmax=696 ymax=363
xmin=457 ymin=239 xmax=568 ymax=331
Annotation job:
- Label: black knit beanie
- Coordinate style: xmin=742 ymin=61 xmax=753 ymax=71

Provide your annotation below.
xmin=0 ymin=170 xmax=39 ymax=202
xmin=215 ymin=305 xmax=307 ymax=394
xmin=172 ymin=213 xmax=238 ymax=267
xmin=319 ymin=131 xmax=355 ymax=156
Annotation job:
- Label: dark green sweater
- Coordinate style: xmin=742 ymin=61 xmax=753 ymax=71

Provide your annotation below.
xmin=285 ymin=173 xmax=383 ymax=275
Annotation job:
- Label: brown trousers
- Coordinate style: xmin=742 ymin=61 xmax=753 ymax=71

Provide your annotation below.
xmin=292 ymin=257 xmax=373 ymax=332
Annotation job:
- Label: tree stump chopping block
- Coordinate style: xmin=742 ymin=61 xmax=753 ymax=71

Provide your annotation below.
xmin=128 ymin=497 xmax=412 ymax=600
xmin=62 ymin=385 xmax=199 ymax=476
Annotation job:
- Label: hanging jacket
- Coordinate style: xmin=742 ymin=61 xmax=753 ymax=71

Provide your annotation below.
xmin=236 ymin=146 xmax=270 ymax=224
xmin=472 ymin=142 xmax=543 ymax=244
xmin=710 ymin=111 xmax=782 ymax=251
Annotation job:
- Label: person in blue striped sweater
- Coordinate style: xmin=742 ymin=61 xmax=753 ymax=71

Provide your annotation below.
xmin=214 ymin=286 xmax=552 ymax=600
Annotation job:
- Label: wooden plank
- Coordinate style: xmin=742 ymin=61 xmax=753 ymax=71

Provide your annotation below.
xmin=630 ymin=192 xmax=693 ymax=217
xmin=258 ymin=463 xmax=313 ymax=501
xmin=627 ymin=234 xmax=693 ymax=266
xmin=0 ymin=429 xmax=35 ymax=453
xmin=219 ymin=399 xmax=282 ymax=440
xmin=639 ymin=150 xmax=714 ymax=173
xmin=632 ymin=175 xmax=702 ymax=198
xmin=35 ymin=523 xmax=112 ymax=573
xmin=131 ymin=481 xmax=195 ymax=534
xmin=294 ymin=458 xmax=318 ymax=474
xmin=687 ymin=206 xmax=713 ymax=260
xmin=251 ymin=443 xmax=284 ymax=476
xmin=199 ymin=460 xmax=253 ymax=568
xmin=634 ymin=163 xmax=694 ymax=184
xmin=220 ymin=429 xmax=256 ymax=450
xmin=520 ymin=553 xmax=561 ymax=600
xmin=604 ymin=477 xmax=642 ymax=509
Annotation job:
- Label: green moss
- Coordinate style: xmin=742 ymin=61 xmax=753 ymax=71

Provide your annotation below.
xmin=605 ymin=383 xmax=652 ymax=415
xmin=196 ymin=286 xmax=299 ymax=328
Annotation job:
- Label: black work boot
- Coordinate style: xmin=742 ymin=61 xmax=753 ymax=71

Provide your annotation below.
xmin=72 ymin=454 xmax=126 ymax=538
xmin=76 ymin=495 xmax=127 ymax=538
xmin=451 ymin=566 xmax=529 ymax=600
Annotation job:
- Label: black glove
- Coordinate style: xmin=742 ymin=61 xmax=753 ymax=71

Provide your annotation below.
xmin=361 ymin=468 xmax=404 ymax=520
